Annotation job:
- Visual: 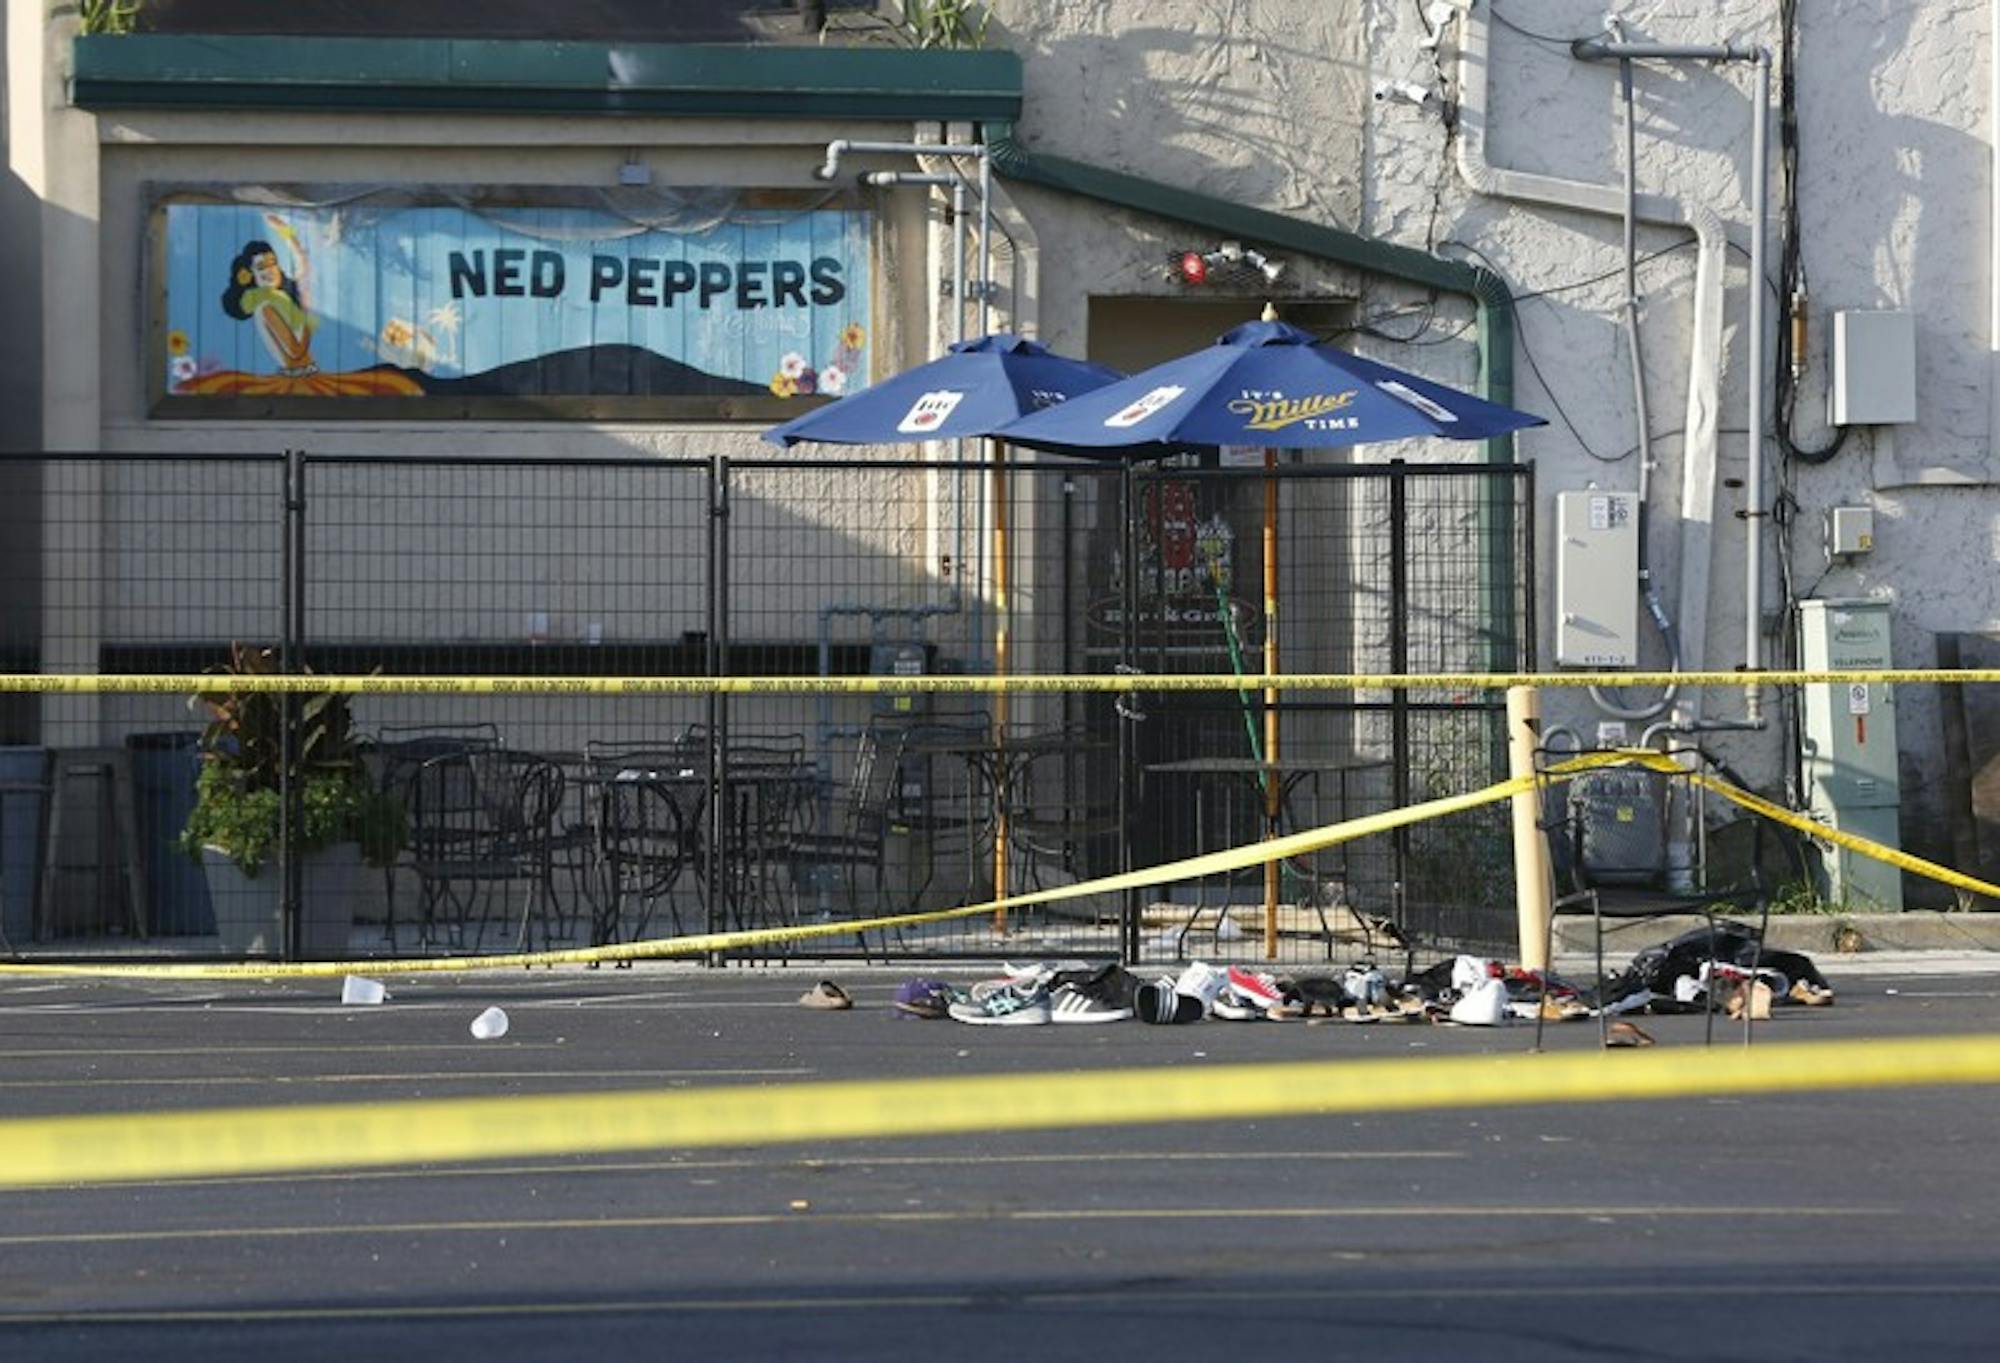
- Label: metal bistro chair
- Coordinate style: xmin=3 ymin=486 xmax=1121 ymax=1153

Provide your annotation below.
xmin=895 ymin=713 xmax=991 ymax=913
xmin=791 ymin=722 xmax=913 ymax=955
xmin=1533 ymin=750 xmax=1771 ymax=1050
xmin=581 ymin=741 xmax=707 ymax=946
xmin=405 ymin=748 xmax=565 ymax=952
xmin=716 ymin=738 xmax=813 ymax=940
xmin=1005 ymin=735 xmax=1123 ymax=920
xmin=365 ymin=723 xmax=501 ymax=950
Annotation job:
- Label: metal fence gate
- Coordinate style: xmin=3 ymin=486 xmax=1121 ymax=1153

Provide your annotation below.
xmin=0 ymin=452 xmax=1531 ymax=963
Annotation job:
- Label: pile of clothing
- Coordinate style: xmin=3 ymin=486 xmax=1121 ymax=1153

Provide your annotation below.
xmin=890 ymin=959 xmax=1428 ymax=1028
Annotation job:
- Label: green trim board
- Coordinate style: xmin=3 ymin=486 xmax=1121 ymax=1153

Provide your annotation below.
xmin=72 ymin=36 xmax=1023 ymax=121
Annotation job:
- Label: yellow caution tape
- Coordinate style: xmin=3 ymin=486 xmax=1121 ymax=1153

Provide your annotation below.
xmin=1 ymin=668 xmax=1998 ymax=696
xmin=1 ymin=1034 xmax=1997 ymax=1188
xmin=0 ymin=767 xmax=1543 ymax=979
xmin=1 ymin=748 xmax=1985 ymax=980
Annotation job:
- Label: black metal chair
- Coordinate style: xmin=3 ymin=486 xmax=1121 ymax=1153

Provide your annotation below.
xmin=1533 ymin=749 xmax=1771 ymax=1049
xmin=365 ymin=723 xmax=501 ymax=949
xmin=717 ymin=737 xmax=813 ymax=937
xmin=1005 ymin=735 xmax=1123 ymax=917
xmin=791 ymin=722 xmax=914 ymax=955
xmin=580 ymin=740 xmax=707 ymax=945
xmin=404 ymin=748 xmax=565 ymax=952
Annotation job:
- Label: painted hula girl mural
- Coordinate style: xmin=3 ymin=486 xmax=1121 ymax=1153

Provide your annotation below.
xmin=179 ymin=215 xmax=422 ymax=397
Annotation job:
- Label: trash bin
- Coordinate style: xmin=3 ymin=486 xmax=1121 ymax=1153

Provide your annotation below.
xmin=0 ymin=746 xmax=49 ymax=944
xmin=127 ymin=732 xmax=215 ymax=936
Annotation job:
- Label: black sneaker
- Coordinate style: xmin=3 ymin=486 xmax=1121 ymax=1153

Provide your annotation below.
xmin=1049 ymin=982 xmax=1133 ymax=1023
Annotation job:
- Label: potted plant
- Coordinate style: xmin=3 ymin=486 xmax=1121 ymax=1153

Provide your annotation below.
xmin=179 ymin=644 xmax=404 ymax=955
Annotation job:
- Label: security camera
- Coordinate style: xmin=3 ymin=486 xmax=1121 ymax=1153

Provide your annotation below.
xmin=1416 ymin=2 xmax=1461 ymax=51
xmin=1373 ymin=79 xmax=1436 ymax=108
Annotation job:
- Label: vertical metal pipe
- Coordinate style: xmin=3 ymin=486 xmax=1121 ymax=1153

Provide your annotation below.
xmin=951 ymin=177 xmax=976 ymax=671
xmin=1261 ymin=451 xmax=1280 ymax=960
xmin=1622 ymin=58 xmax=1654 ymax=525
xmin=1746 ymin=50 xmax=1772 ymax=717
xmin=1118 ymin=462 xmax=1139 ymax=962
xmin=279 ymin=449 xmax=303 ymax=959
xmin=977 ymin=150 xmax=994 ymax=338
xmin=1388 ymin=463 xmax=1411 ymax=923
xmin=708 ymin=455 xmax=729 ymax=960
xmin=990 ymin=438 xmax=1010 ymax=932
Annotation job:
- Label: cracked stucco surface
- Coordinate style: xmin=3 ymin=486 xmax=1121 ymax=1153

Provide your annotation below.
xmin=44 ymin=0 xmax=2000 ymax=882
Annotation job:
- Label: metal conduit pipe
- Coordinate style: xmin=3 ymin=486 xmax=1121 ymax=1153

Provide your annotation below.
xmin=1453 ymin=6 xmax=1724 ymax=738
xmin=812 ymin=141 xmax=1003 ymax=845
xmin=821 ymin=138 xmax=1000 ymax=675
xmin=816 ymin=139 xmax=987 ymax=182
xmin=1570 ymin=36 xmax=1774 ymax=726
xmin=1455 ymin=7 xmax=1768 ymax=886
xmin=1594 ymin=44 xmax=1684 ymax=725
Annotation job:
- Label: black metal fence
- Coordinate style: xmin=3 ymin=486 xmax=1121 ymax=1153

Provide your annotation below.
xmin=0 ymin=452 xmax=1532 ymax=965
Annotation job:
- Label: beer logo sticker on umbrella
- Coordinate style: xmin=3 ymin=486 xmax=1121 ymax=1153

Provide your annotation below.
xmin=897 ymin=389 xmax=966 ymax=433
xmin=1105 ymin=385 xmax=1187 ymax=429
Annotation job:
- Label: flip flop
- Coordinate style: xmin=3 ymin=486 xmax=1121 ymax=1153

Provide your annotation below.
xmin=1605 ymin=1020 xmax=1655 ymax=1048
xmin=799 ymin=980 xmax=853 ymax=1011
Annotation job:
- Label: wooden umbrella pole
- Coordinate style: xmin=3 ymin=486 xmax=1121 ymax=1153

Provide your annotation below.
xmin=991 ymin=439 xmax=1010 ymax=934
xmin=1263 ymin=447 xmax=1281 ymax=960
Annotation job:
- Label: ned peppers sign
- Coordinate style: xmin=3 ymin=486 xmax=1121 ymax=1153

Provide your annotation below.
xmin=158 ymin=200 xmax=871 ymax=406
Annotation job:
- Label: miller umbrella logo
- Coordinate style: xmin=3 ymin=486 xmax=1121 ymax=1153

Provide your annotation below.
xmin=897 ymin=389 xmax=965 ymax=433
xmin=1226 ymin=389 xmax=1359 ymax=432
xmin=1376 ymin=379 xmax=1458 ymax=422
xmin=1104 ymin=384 xmax=1186 ymax=428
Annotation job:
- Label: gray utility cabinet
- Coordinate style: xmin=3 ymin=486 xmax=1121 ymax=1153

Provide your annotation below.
xmin=1797 ymin=598 xmax=1903 ymax=910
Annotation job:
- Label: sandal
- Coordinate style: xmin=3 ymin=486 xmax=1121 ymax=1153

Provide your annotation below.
xmin=799 ymin=980 xmax=854 ymax=1011
xmin=1605 ymin=1020 xmax=1656 ymax=1048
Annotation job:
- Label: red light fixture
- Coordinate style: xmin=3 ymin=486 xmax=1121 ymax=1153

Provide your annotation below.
xmin=1165 ymin=241 xmax=1286 ymax=289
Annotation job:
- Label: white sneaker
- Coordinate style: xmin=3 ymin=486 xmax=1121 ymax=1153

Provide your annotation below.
xmin=1211 ymin=994 xmax=1266 ymax=1022
xmin=1174 ymin=960 xmax=1228 ymax=1013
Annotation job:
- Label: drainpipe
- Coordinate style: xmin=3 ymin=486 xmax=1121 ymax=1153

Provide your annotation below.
xmin=1993 ymin=0 xmax=2000 ymax=474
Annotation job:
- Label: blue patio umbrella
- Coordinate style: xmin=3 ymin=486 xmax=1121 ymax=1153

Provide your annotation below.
xmin=997 ymin=316 xmax=1547 ymax=957
xmin=762 ymin=332 xmax=1124 ymax=930
xmin=761 ymin=333 xmax=1124 ymax=448
xmin=994 ymin=318 xmax=1545 ymax=453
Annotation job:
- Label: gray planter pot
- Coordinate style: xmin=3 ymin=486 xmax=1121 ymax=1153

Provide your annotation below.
xmin=198 ymin=843 xmax=364 ymax=958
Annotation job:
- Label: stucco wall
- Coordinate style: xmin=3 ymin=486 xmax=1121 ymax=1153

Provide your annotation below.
xmin=1352 ymin=0 xmax=1995 ymax=885
xmin=26 ymin=0 xmax=2000 ymax=886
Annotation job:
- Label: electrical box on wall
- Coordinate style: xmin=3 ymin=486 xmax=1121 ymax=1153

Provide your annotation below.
xmin=1555 ymin=490 xmax=1639 ymax=667
xmin=1830 ymin=310 xmax=1916 ymax=426
xmin=1827 ymin=505 xmax=1874 ymax=556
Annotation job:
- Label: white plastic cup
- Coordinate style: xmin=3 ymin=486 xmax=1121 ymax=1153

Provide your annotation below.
xmin=470 ymin=1006 xmax=510 ymax=1040
xmin=341 ymin=975 xmax=387 ymax=1006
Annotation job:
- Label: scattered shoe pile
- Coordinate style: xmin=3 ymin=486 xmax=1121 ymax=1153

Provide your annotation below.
xmin=861 ymin=926 xmax=1836 ymax=1033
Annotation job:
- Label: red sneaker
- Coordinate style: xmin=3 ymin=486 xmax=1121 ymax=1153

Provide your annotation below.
xmin=1225 ymin=965 xmax=1284 ymax=1009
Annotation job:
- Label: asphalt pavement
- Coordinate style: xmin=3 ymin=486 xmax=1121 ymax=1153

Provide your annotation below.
xmin=2 ymin=957 xmax=1998 ymax=1361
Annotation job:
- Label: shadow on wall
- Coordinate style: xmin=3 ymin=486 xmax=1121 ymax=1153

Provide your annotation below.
xmin=998 ymin=17 xmax=1367 ymax=228
xmin=0 ymin=156 xmax=50 ymax=745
